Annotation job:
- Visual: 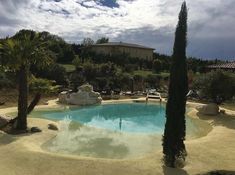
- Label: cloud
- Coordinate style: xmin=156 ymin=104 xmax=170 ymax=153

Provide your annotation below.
xmin=113 ymin=26 xmax=174 ymax=54
xmin=0 ymin=0 xmax=234 ymax=60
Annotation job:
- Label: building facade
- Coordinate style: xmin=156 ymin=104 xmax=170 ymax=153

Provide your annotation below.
xmin=90 ymin=42 xmax=155 ymax=60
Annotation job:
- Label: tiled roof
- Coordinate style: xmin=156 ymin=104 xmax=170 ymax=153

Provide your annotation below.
xmin=93 ymin=42 xmax=155 ymax=50
xmin=208 ymin=61 xmax=235 ymax=69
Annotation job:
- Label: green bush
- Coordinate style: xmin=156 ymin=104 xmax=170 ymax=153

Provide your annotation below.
xmin=31 ymin=63 xmax=68 ymax=85
xmin=193 ymin=70 xmax=235 ymax=102
xmin=68 ymin=72 xmax=86 ymax=91
xmin=29 ymin=77 xmax=58 ymax=94
xmin=123 ymin=64 xmax=138 ymax=73
xmin=72 ymin=55 xmax=81 ymax=68
xmin=82 ymin=62 xmax=98 ymax=81
xmin=0 ymin=69 xmax=15 ymax=89
xmin=146 ymin=74 xmax=161 ymax=89
xmin=152 ymin=59 xmax=162 ymax=73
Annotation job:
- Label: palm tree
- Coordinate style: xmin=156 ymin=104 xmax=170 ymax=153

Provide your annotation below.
xmin=0 ymin=30 xmax=52 ymax=131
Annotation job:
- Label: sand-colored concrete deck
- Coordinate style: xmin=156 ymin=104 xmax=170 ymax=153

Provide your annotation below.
xmin=0 ymin=99 xmax=234 ymax=175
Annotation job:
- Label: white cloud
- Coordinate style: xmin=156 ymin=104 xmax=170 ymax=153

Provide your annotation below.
xmin=0 ymin=0 xmax=235 ymax=59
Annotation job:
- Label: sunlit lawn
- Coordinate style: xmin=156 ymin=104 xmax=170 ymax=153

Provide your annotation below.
xmin=133 ymin=70 xmax=169 ymax=78
xmin=59 ymin=64 xmax=76 ymax=73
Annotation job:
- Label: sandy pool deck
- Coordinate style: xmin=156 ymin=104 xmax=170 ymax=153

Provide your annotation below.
xmin=0 ymin=99 xmax=235 ymax=175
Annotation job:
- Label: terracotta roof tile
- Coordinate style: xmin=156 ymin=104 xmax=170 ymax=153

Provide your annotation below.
xmin=208 ymin=61 xmax=235 ymax=69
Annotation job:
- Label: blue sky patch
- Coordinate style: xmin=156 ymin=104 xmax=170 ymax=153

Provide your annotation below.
xmin=79 ymin=0 xmax=119 ymax=9
xmin=98 ymin=0 xmax=119 ymax=8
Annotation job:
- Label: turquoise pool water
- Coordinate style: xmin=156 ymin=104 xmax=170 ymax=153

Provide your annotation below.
xmin=31 ymin=103 xmax=212 ymax=159
xmin=31 ymin=103 xmax=196 ymax=134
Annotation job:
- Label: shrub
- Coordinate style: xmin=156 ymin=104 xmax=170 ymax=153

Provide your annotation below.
xmin=68 ymin=72 xmax=86 ymax=91
xmin=193 ymin=70 xmax=235 ymax=103
xmin=72 ymin=55 xmax=81 ymax=68
xmin=123 ymin=64 xmax=138 ymax=73
xmin=31 ymin=63 xmax=68 ymax=85
xmin=152 ymin=59 xmax=162 ymax=73
xmin=133 ymin=74 xmax=144 ymax=91
xmin=95 ymin=77 xmax=108 ymax=91
xmin=0 ymin=70 xmax=15 ymax=89
xmin=82 ymin=62 xmax=98 ymax=81
xmin=99 ymin=62 xmax=117 ymax=77
xmin=146 ymin=74 xmax=161 ymax=89
xmin=29 ymin=77 xmax=58 ymax=94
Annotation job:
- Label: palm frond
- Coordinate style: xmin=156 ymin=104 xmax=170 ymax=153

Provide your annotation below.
xmin=0 ymin=31 xmax=54 ymax=71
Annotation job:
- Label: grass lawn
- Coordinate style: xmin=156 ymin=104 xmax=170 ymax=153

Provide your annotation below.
xmin=59 ymin=64 xmax=76 ymax=73
xmin=133 ymin=70 xmax=170 ymax=78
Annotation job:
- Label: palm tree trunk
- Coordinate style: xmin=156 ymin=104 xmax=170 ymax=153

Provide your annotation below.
xmin=27 ymin=93 xmax=41 ymax=114
xmin=16 ymin=65 xmax=28 ymax=130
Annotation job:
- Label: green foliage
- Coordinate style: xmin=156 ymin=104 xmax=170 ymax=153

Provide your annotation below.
xmin=133 ymin=74 xmax=144 ymax=91
xmin=68 ymin=61 xmax=135 ymax=91
xmin=133 ymin=70 xmax=153 ymax=78
xmin=98 ymin=62 xmax=117 ymax=77
xmin=82 ymin=61 xmax=98 ymax=81
xmin=0 ymin=29 xmax=54 ymax=130
xmin=96 ymin=37 xmax=109 ymax=44
xmin=69 ymin=72 xmax=86 ymax=91
xmin=163 ymin=2 xmax=188 ymax=168
xmin=58 ymin=44 xmax=75 ymax=63
xmin=29 ymin=76 xmax=57 ymax=94
xmin=153 ymin=53 xmax=171 ymax=71
xmin=115 ymin=72 xmax=132 ymax=90
xmin=72 ymin=55 xmax=81 ymax=68
xmin=0 ymin=30 xmax=53 ymax=70
xmin=31 ymin=63 xmax=68 ymax=85
xmin=152 ymin=59 xmax=162 ymax=73
xmin=153 ymin=53 xmax=226 ymax=73
xmin=82 ymin=38 xmax=94 ymax=46
xmin=193 ymin=70 xmax=235 ymax=102
xmin=46 ymin=35 xmax=75 ymax=63
xmin=133 ymin=70 xmax=168 ymax=83
xmin=146 ymin=74 xmax=161 ymax=88
xmin=95 ymin=77 xmax=108 ymax=90
xmin=0 ymin=70 xmax=14 ymax=89
xmin=59 ymin=64 xmax=76 ymax=73
xmin=187 ymin=57 xmax=225 ymax=73
xmin=88 ymin=52 xmax=152 ymax=69
xmin=122 ymin=64 xmax=138 ymax=73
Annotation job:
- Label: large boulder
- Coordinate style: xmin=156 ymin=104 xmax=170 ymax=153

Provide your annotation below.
xmin=58 ymin=84 xmax=102 ymax=106
xmin=196 ymin=103 xmax=219 ymax=116
xmin=58 ymin=91 xmax=69 ymax=104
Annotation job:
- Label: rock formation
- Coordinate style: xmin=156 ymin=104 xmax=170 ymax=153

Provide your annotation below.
xmin=58 ymin=84 xmax=102 ymax=106
xmin=196 ymin=103 xmax=219 ymax=116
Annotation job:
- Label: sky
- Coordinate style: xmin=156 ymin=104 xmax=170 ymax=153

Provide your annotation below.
xmin=0 ymin=0 xmax=235 ymax=60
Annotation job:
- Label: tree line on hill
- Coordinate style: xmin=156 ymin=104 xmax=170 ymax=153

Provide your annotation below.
xmin=1 ymin=30 xmax=223 ymax=70
xmin=0 ymin=29 xmax=229 ymax=95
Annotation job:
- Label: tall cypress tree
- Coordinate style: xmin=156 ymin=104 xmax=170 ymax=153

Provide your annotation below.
xmin=162 ymin=1 xmax=188 ymax=168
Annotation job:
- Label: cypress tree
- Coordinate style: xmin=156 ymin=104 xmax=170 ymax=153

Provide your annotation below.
xmin=162 ymin=1 xmax=188 ymax=168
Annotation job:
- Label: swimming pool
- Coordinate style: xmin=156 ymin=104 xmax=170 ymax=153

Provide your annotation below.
xmin=31 ymin=103 xmax=199 ymax=134
xmin=31 ymin=103 xmax=212 ymax=159
xmin=34 ymin=103 xmax=167 ymax=133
